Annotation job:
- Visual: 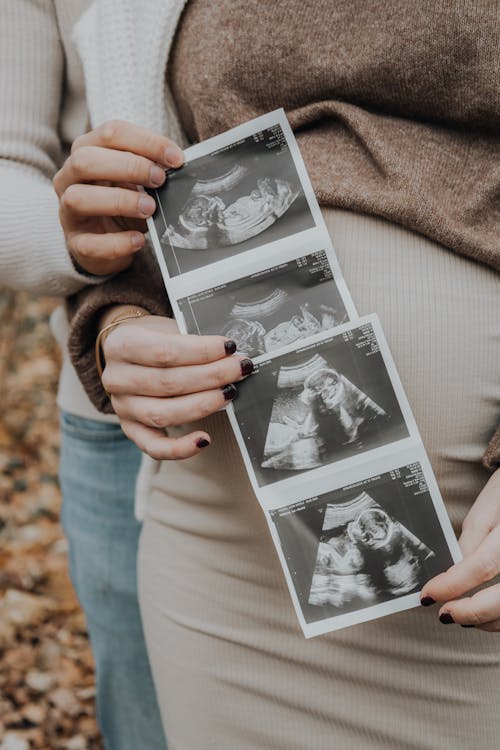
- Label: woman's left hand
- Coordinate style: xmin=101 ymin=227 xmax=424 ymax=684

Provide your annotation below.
xmin=421 ymin=468 xmax=500 ymax=631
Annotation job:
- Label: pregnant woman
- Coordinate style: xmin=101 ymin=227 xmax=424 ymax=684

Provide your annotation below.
xmin=57 ymin=1 xmax=500 ymax=748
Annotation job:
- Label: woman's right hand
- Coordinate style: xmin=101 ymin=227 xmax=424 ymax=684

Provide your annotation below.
xmin=100 ymin=308 xmax=254 ymax=460
xmin=53 ymin=120 xmax=184 ymax=275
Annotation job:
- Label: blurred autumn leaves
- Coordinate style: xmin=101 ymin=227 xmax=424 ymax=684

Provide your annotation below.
xmin=0 ymin=292 xmax=102 ymax=750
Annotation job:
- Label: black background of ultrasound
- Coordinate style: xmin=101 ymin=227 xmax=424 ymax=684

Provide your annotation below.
xmin=233 ymin=325 xmax=409 ymax=486
xmin=178 ymin=254 xmax=347 ymax=341
xmin=270 ymin=466 xmax=455 ymax=623
xmin=151 ymin=127 xmax=315 ymax=276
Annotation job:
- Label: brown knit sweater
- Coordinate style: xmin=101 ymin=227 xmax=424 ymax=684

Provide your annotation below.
xmin=169 ymin=0 xmax=500 ymax=272
xmin=68 ymin=0 xmax=500 ymax=469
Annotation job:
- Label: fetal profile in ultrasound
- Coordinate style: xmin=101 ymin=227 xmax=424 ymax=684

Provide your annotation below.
xmin=233 ymin=324 xmax=409 ymax=486
xmin=308 ymin=492 xmax=434 ymax=610
xmin=261 ymin=357 xmax=387 ymax=472
xmin=270 ymin=465 xmax=454 ymax=624
xmin=151 ymin=126 xmax=315 ymax=276
xmin=166 ymin=165 xmax=300 ymax=250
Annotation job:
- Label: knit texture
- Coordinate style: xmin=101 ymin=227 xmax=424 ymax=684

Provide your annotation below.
xmin=169 ymin=0 xmax=500 ymax=273
xmin=0 ymin=0 xmax=101 ymax=296
xmin=67 ymin=249 xmax=172 ymax=414
xmin=13 ymin=0 xmax=490 ymax=468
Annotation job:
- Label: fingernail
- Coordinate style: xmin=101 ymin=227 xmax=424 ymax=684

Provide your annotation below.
xmin=222 ymin=384 xmax=238 ymax=401
xmin=420 ymin=596 xmax=436 ymax=607
xmin=138 ymin=194 xmax=156 ymax=216
xmin=224 ymin=340 xmax=237 ymax=355
xmin=196 ymin=438 xmax=210 ymax=449
xmin=131 ymin=233 xmax=144 ymax=249
xmin=439 ymin=612 xmax=455 ymax=624
xmin=164 ymin=145 xmax=184 ymax=167
xmin=240 ymin=358 xmax=254 ymax=376
xmin=461 ymin=624 xmax=475 ymax=629
xmin=149 ymin=165 xmax=166 ymax=187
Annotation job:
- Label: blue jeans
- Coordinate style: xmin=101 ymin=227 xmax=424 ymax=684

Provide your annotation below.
xmin=59 ymin=411 xmax=167 ymax=750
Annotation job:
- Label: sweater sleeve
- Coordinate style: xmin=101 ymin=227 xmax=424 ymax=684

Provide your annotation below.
xmin=67 ymin=243 xmax=172 ymax=413
xmin=0 ymin=0 xmax=102 ymax=297
xmin=483 ymin=425 xmax=500 ymax=473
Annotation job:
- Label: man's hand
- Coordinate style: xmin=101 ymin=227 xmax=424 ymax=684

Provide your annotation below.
xmin=53 ymin=120 xmax=184 ymax=275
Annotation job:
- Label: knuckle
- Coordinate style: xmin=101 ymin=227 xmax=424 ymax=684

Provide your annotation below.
xmin=474 ymin=555 xmax=498 ymax=583
xmin=467 ymin=606 xmax=486 ymax=626
xmin=152 ymin=341 xmax=172 ymax=367
xmin=147 ymin=406 xmax=169 ymax=429
xmin=211 ymin=361 xmax=226 ymax=387
xmin=100 ymin=368 xmax=116 ymax=393
xmin=114 ymin=189 xmax=129 ymax=216
xmin=70 ymin=234 xmax=89 ymax=259
xmin=143 ymin=130 xmax=162 ymax=157
xmin=200 ymin=338 xmax=212 ymax=364
xmin=71 ymin=133 xmax=86 ymax=154
xmin=158 ymin=370 xmax=177 ymax=396
xmin=199 ymin=394 xmax=216 ymax=419
xmin=70 ymin=147 xmax=90 ymax=178
xmin=125 ymin=153 xmax=145 ymax=182
xmin=52 ymin=168 xmax=64 ymax=195
xmin=106 ymin=233 xmax=123 ymax=260
xmin=60 ymin=185 xmax=80 ymax=211
xmin=98 ymin=119 xmax=123 ymax=146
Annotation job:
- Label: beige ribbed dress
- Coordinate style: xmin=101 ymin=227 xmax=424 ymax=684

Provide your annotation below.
xmin=135 ymin=3 xmax=500 ymax=748
xmin=139 ymin=208 xmax=500 ymax=750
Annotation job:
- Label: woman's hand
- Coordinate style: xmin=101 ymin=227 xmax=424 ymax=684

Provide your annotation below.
xmin=99 ymin=308 xmax=254 ymax=460
xmin=421 ymin=469 xmax=500 ymax=630
xmin=53 ymin=120 xmax=184 ymax=275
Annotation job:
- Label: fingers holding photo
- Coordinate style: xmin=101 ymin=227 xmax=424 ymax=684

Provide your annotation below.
xmin=70 ymin=119 xmax=184 ymax=169
xmin=103 ymin=316 xmax=244 ymax=370
xmin=53 ymin=119 xmax=185 ymax=275
xmin=437 ymin=583 xmax=500 ymax=631
xmin=421 ymin=469 xmax=500 ymax=631
xmin=119 ymin=419 xmax=212 ymax=461
xmin=98 ymin=312 xmax=254 ymax=457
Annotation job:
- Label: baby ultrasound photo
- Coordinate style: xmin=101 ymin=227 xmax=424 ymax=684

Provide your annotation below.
xmin=177 ymin=252 xmax=349 ymax=357
xmin=151 ymin=124 xmax=316 ymax=276
xmin=233 ymin=323 xmax=410 ymax=487
xmin=270 ymin=464 xmax=455 ymax=624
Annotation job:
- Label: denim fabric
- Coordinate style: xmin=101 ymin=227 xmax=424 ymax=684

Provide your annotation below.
xmin=59 ymin=411 xmax=167 ymax=750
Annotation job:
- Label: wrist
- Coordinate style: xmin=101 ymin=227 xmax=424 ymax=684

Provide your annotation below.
xmin=99 ymin=304 xmax=150 ymax=333
xmin=95 ymin=306 xmax=151 ymax=383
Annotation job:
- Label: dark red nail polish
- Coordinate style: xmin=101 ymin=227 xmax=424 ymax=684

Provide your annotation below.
xmin=222 ymin=384 xmax=237 ymax=400
xmin=420 ymin=596 xmax=436 ymax=607
xmin=461 ymin=624 xmax=475 ymax=629
xmin=439 ymin=612 xmax=454 ymax=624
xmin=240 ymin=358 xmax=254 ymax=376
xmin=224 ymin=340 xmax=237 ymax=355
xmin=196 ymin=438 xmax=210 ymax=448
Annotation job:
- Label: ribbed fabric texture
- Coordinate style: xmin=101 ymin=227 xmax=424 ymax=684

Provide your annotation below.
xmin=0 ymin=0 xmax=188 ymax=296
xmin=0 ymin=0 xmax=100 ymax=296
xmin=169 ymin=0 xmax=500 ymax=273
xmin=138 ymin=205 xmax=500 ymax=746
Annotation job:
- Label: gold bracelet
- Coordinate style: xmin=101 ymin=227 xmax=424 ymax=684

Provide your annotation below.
xmin=95 ymin=310 xmax=149 ymax=382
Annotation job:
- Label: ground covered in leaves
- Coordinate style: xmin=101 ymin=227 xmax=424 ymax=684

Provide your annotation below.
xmin=0 ymin=291 xmax=103 ymax=750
